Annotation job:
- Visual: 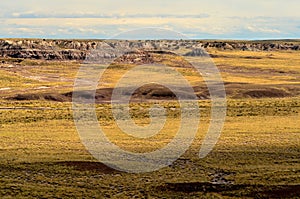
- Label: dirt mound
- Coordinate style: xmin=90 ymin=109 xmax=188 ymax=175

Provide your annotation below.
xmin=133 ymin=84 xmax=177 ymax=99
xmin=9 ymin=93 xmax=70 ymax=102
xmin=224 ymin=83 xmax=296 ymax=99
xmin=68 ymin=88 xmax=113 ymax=102
xmin=6 ymin=84 xmax=296 ymax=102
xmin=242 ymin=89 xmax=290 ymax=98
xmin=71 ymin=84 xmax=202 ymax=103
xmin=7 ymin=84 xmax=206 ymax=103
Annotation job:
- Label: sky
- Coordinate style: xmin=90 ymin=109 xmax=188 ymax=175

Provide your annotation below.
xmin=0 ymin=0 xmax=300 ymax=39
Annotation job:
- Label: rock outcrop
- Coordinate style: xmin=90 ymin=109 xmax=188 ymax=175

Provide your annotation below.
xmin=0 ymin=39 xmax=299 ymax=60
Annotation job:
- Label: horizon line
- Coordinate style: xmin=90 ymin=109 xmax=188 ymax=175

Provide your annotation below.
xmin=1 ymin=37 xmax=300 ymax=41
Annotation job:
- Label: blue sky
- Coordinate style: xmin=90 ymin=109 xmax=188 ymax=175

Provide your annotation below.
xmin=1 ymin=0 xmax=300 ymax=39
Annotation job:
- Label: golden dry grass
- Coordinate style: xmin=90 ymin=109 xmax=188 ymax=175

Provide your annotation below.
xmin=0 ymin=48 xmax=299 ymax=198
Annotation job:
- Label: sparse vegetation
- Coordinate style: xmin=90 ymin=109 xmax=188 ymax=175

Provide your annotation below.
xmin=0 ymin=40 xmax=299 ymax=198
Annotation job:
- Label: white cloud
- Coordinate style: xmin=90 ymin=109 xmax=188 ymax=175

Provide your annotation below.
xmin=4 ymin=11 xmax=210 ymax=19
xmin=0 ymin=0 xmax=300 ymax=39
xmin=247 ymin=26 xmax=281 ymax=34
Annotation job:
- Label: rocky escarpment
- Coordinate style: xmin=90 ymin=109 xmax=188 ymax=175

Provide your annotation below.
xmin=0 ymin=39 xmax=300 ymax=60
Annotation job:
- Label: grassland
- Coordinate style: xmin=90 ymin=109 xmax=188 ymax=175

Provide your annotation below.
xmin=0 ymin=47 xmax=299 ymax=198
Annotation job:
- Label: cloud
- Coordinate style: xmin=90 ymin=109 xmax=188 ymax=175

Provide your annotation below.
xmin=6 ymin=11 xmax=210 ymax=19
xmin=1 ymin=16 xmax=299 ymax=39
xmin=1 ymin=0 xmax=300 ymax=39
xmin=246 ymin=26 xmax=281 ymax=34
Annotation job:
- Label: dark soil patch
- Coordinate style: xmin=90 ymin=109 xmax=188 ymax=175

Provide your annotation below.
xmin=158 ymin=182 xmax=240 ymax=193
xmin=251 ymin=185 xmax=300 ymax=198
xmin=157 ymin=182 xmax=300 ymax=198
xmin=57 ymin=161 xmax=118 ymax=174
xmin=244 ymin=56 xmax=263 ymax=59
